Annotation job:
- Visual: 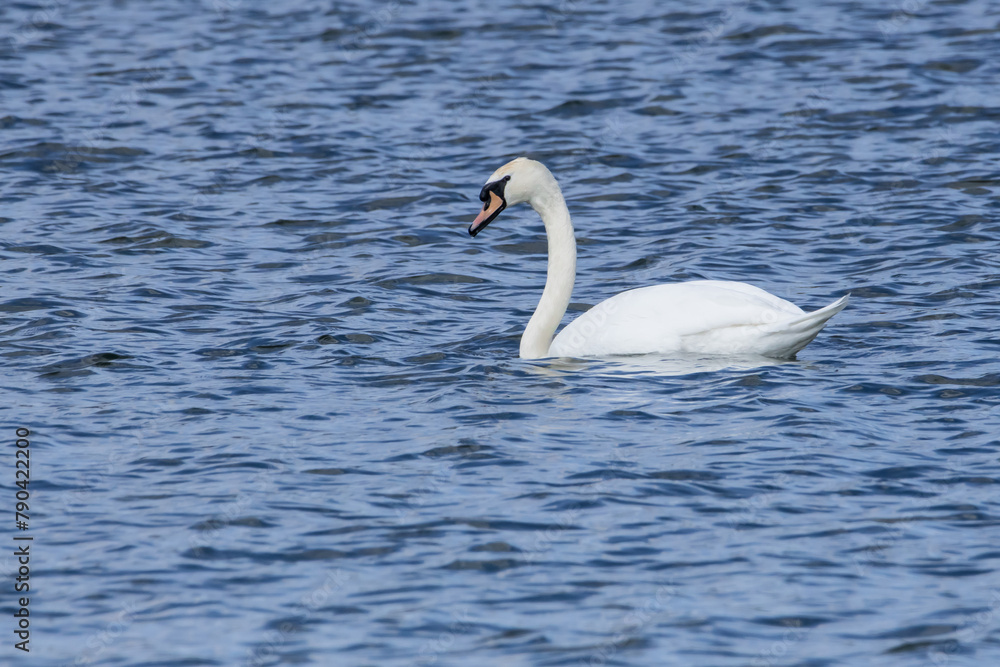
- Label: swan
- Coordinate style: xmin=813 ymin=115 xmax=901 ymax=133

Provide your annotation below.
xmin=468 ymin=157 xmax=848 ymax=360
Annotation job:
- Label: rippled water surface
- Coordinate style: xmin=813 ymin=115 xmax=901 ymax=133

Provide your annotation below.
xmin=3 ymin=0 xmax=1000 ymax=665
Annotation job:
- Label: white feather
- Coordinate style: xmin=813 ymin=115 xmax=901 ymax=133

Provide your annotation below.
xmin=471 ymin=158 xmax=848 ymax=360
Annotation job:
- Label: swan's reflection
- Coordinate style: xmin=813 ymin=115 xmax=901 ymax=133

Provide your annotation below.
xmin=524 ymin=353 xmax=792 ymax=378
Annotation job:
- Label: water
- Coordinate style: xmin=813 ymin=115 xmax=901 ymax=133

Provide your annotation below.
xmin=2 ymin=0 xmax=999 ymax=665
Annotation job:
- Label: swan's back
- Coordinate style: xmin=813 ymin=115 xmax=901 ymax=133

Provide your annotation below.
xmin=549 ymin=280 xmax=845 ymax=359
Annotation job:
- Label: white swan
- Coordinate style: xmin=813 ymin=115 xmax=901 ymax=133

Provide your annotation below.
xmin=468 ymin=157 xmax=848 ymax=360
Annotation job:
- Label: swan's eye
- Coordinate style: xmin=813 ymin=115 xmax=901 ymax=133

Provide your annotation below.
xmin=479 ymin=175 xmax=511 ymax=201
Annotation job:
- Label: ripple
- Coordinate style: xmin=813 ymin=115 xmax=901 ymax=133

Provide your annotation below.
xmin=4 ymin=0 xmax=1000 ymax=665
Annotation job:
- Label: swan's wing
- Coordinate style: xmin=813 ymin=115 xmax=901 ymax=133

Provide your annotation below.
xmin=754 ymin=294 xmax=849 ymax=358
xmin=549 ymin=281 xmax=808 ymax=357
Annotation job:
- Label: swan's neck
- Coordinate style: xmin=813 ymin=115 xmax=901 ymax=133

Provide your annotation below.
xmin=520 ymin=183 xmax=576 ymax=359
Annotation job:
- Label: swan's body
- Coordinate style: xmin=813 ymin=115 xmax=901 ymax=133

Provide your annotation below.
xmin=468 ymin=158 xmax=847 ymax=360
xmin=548 ymin=281 xmax=847 ymax=359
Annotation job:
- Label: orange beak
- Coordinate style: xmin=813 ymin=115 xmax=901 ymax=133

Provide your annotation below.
xmin=469 ymin=190 xmax=506 ymax=237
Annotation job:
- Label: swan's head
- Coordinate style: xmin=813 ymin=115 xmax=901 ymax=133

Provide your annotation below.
xmin=469 ymin=157 xmax=554 ymax=237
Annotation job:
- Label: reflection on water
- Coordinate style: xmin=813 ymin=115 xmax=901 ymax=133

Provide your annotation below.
xmin=535 ymin=353 xmax=788 ymax=378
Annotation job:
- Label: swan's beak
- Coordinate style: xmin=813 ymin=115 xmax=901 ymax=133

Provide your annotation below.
xmin=469 ymin=191 xmax=506 ymax=237
xmin=469 ymin=175 xmax=510 ymax=237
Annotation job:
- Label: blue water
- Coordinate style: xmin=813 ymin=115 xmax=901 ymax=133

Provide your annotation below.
xmin=2 ymin=1 xmax=1000 ymax=665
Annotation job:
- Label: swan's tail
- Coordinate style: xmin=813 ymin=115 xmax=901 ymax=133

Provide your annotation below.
xmin=762 ymin=294 xmax=849 ymax=358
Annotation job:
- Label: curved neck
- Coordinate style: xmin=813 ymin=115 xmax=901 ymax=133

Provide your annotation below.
xmin=520 ymin=182 xmax=576 ymax=359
